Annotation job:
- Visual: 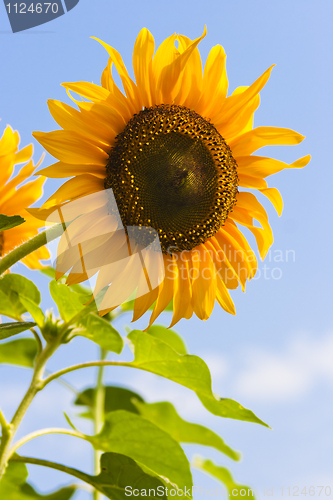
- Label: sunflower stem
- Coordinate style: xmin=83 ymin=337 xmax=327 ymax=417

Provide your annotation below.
xmin=93 ymin=348 xmax=107 ymax=500
xmin=0 ymin=223 xmax=64 ymax=275
xmin=0 ymin=336 xmax=61 ymax=480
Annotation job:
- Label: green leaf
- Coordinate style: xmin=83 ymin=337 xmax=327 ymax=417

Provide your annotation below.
xmin=0 ymin=461 xmax=76 ymax=499
xmin=193 ymin=457 xmax=256 ymax=499
xmin=77 ymin=314 xmax=123 ymax=354
xmin=147 ymin=325 xmax=187 ymax=354
xmin=134 ymin=401 xmax=240 ymax=461
xmin=12 ymin=453 xmax=167 ymax=500
xmin=49 ymin=280 xmax=85 ymax=323
xmin=0 ymin=339 xmax=37 ymax=367
xmin=0 ymin=321 xmax=36 ymax=341
xmin=88 ymin=410 xmax=193 ymax=492
xmin=75 ymin=386 xmax=144 ymax=418
xmin=0 ymin=274 xmax=41 ymax=320
xmin=0 ymin=214 xmax=25 ymax=231
xmin=127 ymin=330 xmax=268 ymax=427
xmin=19 ymin=297 xmax=45 ymax=328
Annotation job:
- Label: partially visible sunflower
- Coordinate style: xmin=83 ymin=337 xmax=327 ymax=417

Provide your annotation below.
xmin=0 ymin=124 xmax=49 ymax=268
xmin=32 ymin=28 xmax=310 ymax=326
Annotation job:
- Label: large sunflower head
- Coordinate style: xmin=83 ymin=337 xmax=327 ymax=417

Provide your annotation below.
xmin=0 ymin=124 xmax=49 ymax=268
xmin=32 ymin=28 xmax=310 ymax=326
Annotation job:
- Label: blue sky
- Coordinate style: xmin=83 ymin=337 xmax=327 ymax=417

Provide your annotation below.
xmin=1 ymin=0 xmax=333 ymax=498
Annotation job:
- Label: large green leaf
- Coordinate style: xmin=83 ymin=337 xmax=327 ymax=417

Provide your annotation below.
xmin=147 ymin=325 xmax=187 ymax=354
xmin=88 ymin=410 xmax=193 ymax=492
xmin=0 ymin=339 xmax=37 ymax=367
xmin=0 ymin=321 xmax=37 ymax=341
xmin=0 ymin=274 xmax=41 ymax=320
xmin=77 ymin=314 xmax=123 ymax=354
xmin=0 ymin=461 xmax=75 ymax=499
xmin=75 ymin=386 xmax=144 ymax=418
xmin=134 ymin=401 xmax=240 ymax=461
xmin=193 ymin=457 xmax=256 ymax=499
xmin=127 ymin=330 xmax=268 ymax=427
xmin=12 ymin=453 xmax=167 ymax=500
xmin=0 ymin=214 xmax=25 ymax=231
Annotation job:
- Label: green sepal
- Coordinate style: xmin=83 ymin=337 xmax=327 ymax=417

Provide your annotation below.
xmin=0 ymin=214 xmax=25 ymax=231
xmin=0 ymin=321 xmax=36 ymax=341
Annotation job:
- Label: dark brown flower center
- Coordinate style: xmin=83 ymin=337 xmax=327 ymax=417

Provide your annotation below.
xmin=105 ymin=104 xmax=238 ymax=253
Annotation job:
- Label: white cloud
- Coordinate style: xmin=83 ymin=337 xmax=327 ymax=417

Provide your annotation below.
xmin=234 ymin=332 xmax=333 ymax=401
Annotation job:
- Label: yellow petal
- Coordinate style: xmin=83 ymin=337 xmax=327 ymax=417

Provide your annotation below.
xmin=0 ymin=126 xmax=19 ymax=156
xmin=33 ymin=130 xmax=108 ymax=165
xmin=41 ymin=174 xmax=104 ymax=209
xmin=196 ymin=45 xmax=228 ymax=117
xmin=238 ymin=174 xmax=268 ymax=189
xmin=213 ymin=65 xmax=274 ymax=128
xmin=231 ymin=126 xmax=305 ymax=156
xmin=205 ymin=239 xmax=239 ymax=290
xmin=259 ymin=187 xmax=283 ymax=216
xmin=173 ymin=34 xmax=203 ymax=108
xmin=62 ymin=81 xmax=110 ymax=102
xmin=190 ymin=245 xmax=216 ymax=320
xmin=1 ymin=177 xmax=45 ymax=214
xmin=15 ymin=144 xmax=33 ymax=164
xmin=214 ymin=221 xmax=257 ymax=289
xmin=170 ymin=252 xmax=193 ymax=327
xmin=216 ymin=277 xmax=236 ymax=315
xmin=92 ymin=37 xmax=141 ymax=114
xmin=237 ymin=154 xmax=311 ymax=178
xmin=221 ymin=89 xmax=260 ymax=142
xmin=155 ymin=27 xmax=207 ymax=104
xmin=47 ymin=99 xmax=115 ymax=150
xmin=231 ymin=192 xmax=273 ymax=259
xmin=148 ymin=255 xmax=174 ymax=327
xmin=37 ymin=160 xmax=105 ymax=179
xmin=133 ymin=28 xmax=155 ymax=108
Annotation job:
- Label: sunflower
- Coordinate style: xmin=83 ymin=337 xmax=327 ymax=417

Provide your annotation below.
xmin=32 ymin=28 xmax=310 ymax=326
xmin=0 ymin=124 xmax=49 ymax=268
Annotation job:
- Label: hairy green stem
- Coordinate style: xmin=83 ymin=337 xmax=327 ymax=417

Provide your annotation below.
xmin=0 ymin=223 xmax=64 ymax=275
xmin=0 ymin=338 xmax=61 ymax=479
xmin=93 ymin=348 xmax=107 ymax=500
xmin=0 ymin=410 xmax=10 ymax=441
xmin=9 ymin=427 xmax=85 ymax=457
